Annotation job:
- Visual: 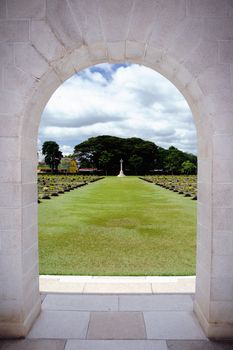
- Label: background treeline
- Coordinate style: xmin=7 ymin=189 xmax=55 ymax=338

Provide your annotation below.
xmin=74 ymin=135 xmax=197 ymax=175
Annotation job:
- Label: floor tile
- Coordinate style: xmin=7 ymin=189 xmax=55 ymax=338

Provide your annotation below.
xmin=144 ymin=311 xmax=207 ymax=340
xmin=87 ymin=312 xmax=146 ymax=340
xmin=83 ymin=283 xmax=152 ymax=294
xmin=0 ymin=339 xmax=66 ymax=350
xmin=42 ymin=294 xmax=118 ymax=311
xmin=65 ymin=339 xmax=168 ymax=350
xmin=27 ymin=310 xmax=90 ymax=339
xmin=166 ymin=340 xmax=233 ymax=350
xmin=119 ymin=294 xmax=193 ymax=311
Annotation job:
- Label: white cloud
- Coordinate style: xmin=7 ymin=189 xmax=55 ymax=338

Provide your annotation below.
xmin=38 ymin=63 xmax=197 ymax=155
xmin=60 ymin=144 xmax=74 ymax=155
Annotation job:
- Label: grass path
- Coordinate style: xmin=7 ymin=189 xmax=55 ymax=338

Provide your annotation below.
xmin=39 ymin=176 xmax=196 ymax=275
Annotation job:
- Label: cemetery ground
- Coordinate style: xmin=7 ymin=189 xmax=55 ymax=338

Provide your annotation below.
xmin=39 ymin=176 xmax=196 ymax=276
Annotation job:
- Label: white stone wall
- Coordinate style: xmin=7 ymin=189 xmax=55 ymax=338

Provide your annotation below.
xmin=0 ymin=0 xmax=232 ymax=339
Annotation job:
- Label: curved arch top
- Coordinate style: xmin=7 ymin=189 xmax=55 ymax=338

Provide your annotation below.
xmin=21 ymin=43 xmax=204 ymax=140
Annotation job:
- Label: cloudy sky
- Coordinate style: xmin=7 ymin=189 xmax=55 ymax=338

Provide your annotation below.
xmin=38 ymin=63 xmax=197 ymax=157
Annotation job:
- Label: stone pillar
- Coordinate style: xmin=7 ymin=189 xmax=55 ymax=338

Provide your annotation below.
xmin=193 ymin=100 xmax=233 ymax=339
xmin=0 ymin=3 xmax=45 ymax=336
xmin=0 ymin=135 xmax=41 ymax=337
xmin=194 ymin=152 xmax=233 ymax=338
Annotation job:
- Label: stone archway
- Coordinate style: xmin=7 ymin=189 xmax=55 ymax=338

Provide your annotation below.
xmin=0 ymin=0 xmax=232 ymax=339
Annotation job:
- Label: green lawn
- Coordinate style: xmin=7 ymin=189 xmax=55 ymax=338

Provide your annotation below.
xmin=38 ymin=176 xmax=196 ymax=276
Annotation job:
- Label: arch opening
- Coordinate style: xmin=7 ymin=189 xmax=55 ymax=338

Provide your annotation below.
xmin=37 ymin=62 xmax=198 ymax=278
xmin=19 ymin=45 xmax=208 ymax=329
xmin=16 ymin=43 xmax=220 ymax=338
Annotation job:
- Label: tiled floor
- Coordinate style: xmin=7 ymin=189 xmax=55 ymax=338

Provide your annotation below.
xmin=1 ymin=339 xmax=233 ymax=350
xmin=27 ymin=293 xmax=206 ymax=342
xmin=1 ymin=277 xmax=233 ymax=350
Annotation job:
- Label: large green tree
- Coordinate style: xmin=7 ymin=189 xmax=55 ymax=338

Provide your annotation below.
xmin=164 ymin=146 xmax=197 ymax=174
xmin=181 ymin=160 xmax=197 ymax=174
xmin=128 ymin=154 xmax=143 ymax=175
xmin=42 ymin=141 xmax=63 ymax=173
xmin=165 ymin=146 xmax=185 ymax=174
xmin=99 ymin=150 xmax=113 ymax=175
xmin=73 ymin=135 xmax=197 ymax=175
xmin=74 ymin=135 xmax=159 ymax=175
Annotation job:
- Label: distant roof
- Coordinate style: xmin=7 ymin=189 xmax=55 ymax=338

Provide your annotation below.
xmin=79 ymin=168 xmax=98 ymax=171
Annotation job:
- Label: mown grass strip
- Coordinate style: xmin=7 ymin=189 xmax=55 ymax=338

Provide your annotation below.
xmin=39 ymin=176 xmax=196 ymax=276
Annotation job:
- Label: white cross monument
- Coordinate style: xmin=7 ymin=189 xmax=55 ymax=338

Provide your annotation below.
xmin=118 ymin=158 xmax=125 ymax=177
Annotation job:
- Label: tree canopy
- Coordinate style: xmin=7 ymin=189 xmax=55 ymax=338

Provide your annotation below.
xmin=42 ymin=141 xmax=63 ymax=173
xmin=73 ymin=135 xmax=197 ymax=175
